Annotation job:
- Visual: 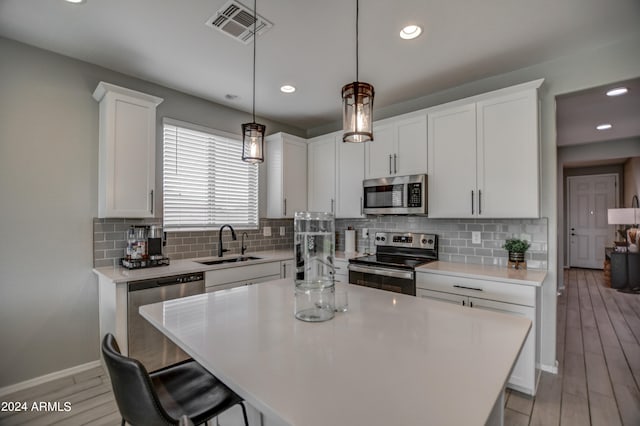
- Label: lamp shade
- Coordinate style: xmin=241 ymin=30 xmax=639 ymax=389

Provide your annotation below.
xmin=241 ymin=122 xmax=265 ymax=163
xmin=342 ymin=81 xmax=374 ymax=143
xmin=607 ymin=208 xmax=637 ymax=225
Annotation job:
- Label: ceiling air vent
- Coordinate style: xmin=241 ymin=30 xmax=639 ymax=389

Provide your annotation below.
xmin=206 ymin=0 xmax=273 ymax=44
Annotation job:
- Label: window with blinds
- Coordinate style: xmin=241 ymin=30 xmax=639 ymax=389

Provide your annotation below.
xmin=163 ymin=119 xmax=259 ymax=230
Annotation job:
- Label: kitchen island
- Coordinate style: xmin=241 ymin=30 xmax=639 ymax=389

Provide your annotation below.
xmin=140 ymin=279 xmax=530 ymax=426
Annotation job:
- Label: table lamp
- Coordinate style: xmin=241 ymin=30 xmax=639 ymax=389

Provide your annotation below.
xmin=607 ymin=207 xmax=638 ymax=252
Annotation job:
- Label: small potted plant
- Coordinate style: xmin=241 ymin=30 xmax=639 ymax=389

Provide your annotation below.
xmin=503 ymin=238 xmax=531 ymax=263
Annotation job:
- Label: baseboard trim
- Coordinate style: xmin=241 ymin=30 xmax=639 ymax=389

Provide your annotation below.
xmin=540 ymin=360 xmax=559 ymax=375
xmin=0 ymin=360 xmax=101 ymax=398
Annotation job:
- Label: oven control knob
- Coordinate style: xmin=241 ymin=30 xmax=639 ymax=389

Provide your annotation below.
xmin=428 ymin=239 xmax=434 ymax=245
xmin=375 ymin=236 xmax=381 ymax=241
xmin=380 ymin=236 xmax=386 ymax=242
xmin=421 ymin=238 xmax=427 ymax=244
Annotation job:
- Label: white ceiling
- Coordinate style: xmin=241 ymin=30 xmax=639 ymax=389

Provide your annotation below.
xmin=556 ymin=77 xmax=640 ymax=146
xmin=1 ymin=0 xmax=639 ymax=131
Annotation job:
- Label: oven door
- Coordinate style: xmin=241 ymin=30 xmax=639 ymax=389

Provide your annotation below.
xmin=348 ymin=264 xmax=416 ymax=296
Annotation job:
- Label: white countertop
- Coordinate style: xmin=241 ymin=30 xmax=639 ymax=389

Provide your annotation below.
xmin=93 ymin=250 xmax=294 ymax=283
xmin=416 ymin=261 xmax=546 ymax=287
xmin=140 ymin=279 xmax=531 ymax=426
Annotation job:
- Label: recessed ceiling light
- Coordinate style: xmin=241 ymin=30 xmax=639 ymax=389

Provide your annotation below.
xmin=65 ymin=0 xmax=86 ymax=4
xmin=280 ymin=85 xmax=296 ymax=94
xmin=596 ymin=123 xmax=612 ymax=130
xmin=606 ymin=87 xmax=628 ymax=96
xmin=400 ymin=25 xmax=422 ymax=40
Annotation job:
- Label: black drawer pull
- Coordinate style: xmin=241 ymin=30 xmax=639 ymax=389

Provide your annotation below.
xmin=453 ymin=284 xmax=483 ymax=292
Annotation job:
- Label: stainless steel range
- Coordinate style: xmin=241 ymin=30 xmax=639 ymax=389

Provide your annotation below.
xmin=348 ymin=232 xmax=438 ymax=296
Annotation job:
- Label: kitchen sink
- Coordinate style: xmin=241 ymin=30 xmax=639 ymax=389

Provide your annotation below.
xmin=197 ymin=256 xmax=262 ymax=265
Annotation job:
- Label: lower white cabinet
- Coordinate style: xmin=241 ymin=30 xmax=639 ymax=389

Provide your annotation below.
xmin=416 ymin=271 xmax=539 ymax=396
xmin=334 ymin=258 xmax=349 ymax=284
xmin=205 ymin=262 xmax=281 ymax=292
xmin=281 ymin=259 xmax=295 ymax=279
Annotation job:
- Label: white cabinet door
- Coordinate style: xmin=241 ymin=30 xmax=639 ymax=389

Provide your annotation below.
xmin=395 ymin=114 xmax=427 ymax=176
xmin=477 ymin=89 xmax=539 ymax=218
xmin=364 ymin=121 xmax=394 ymax=179
xmin=266 ymin=133 xmax=308 ymax=218
xmin=334 ymin=258 xmax=349 ymax=283
xmin=93 ymin=82 xmax=163 ymax=218
xmin=336 ymin=138 xmax=365 ymax=218
xmin=281 ymin=259 xmax=295 ymax=279
xmin=307 ymin=135 xmax=336 ymax=213
xmin=427 ymin=103 xmax=477 ymax=218
xmin=417 ymin=288 xmax=467 ymax=306
xmin=469 ymin=297 xmax=536 ymax=394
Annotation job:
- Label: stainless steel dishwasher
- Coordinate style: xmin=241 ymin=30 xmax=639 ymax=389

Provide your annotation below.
xmin=127 ymin=272 xmax=204 ymax=372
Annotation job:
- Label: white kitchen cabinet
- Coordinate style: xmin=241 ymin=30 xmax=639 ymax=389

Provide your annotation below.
xmin=336 ymin=136 xmax=365 ymax=218
xmin=364 ymin=113 xmax=427 ymax=179
xmin=477 ymin=89 xmax=540 ymax=217
xmin=266 ymin=133 xmax=308 ymax=218
xmin=427 ymin=79 xmax=543 ymax=218
xmin=307 ymin=134 xmax=336 ymax=214
xmin=416 ymin=271 xmax=539 ymax=396
xmin=205 ymin=261 xmax=281 ymax=291
xmin=281 ymin=259 xmax=295 ymax=279
xmin=92 ymin=82 xmax=163 ymax=218
xmin=334 ymin=258 xmax=349 ymax=283
xmin=427 ymin=103 xmax=477 ymax=218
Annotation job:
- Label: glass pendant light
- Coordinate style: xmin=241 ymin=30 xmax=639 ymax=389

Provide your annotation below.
xmin=342 ymin=0 xmax=374 ymax=143
xmin=242 ymin=0 xmax=266 ymax=163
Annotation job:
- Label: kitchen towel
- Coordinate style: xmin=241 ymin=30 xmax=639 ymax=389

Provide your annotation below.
xmin=345 ymin=230 xmax=356 ymax=253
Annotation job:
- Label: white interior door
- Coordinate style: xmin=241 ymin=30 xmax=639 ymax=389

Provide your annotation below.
xmin=568 ymin=174 xmax=618 ymax=269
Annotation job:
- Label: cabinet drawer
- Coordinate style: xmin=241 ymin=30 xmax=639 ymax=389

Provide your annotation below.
xmin=205 ymin=262 xmax=280 ymax=287
xmin=416 ymin=272 xmax=535 ymax=307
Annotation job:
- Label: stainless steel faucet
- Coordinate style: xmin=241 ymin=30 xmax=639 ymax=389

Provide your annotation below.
xmin=218 ymin=224 xmax=237 ymax=257
xmin=241 ymin=232 xmax=249 ymax=256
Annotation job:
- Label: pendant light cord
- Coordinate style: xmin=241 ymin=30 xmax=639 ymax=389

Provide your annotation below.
xmin=252 ymin=0 xmax=257 ymax=123
xmin=356 ymin=0 xmax=359 ymax=82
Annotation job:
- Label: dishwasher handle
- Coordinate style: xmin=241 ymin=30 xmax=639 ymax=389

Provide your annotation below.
xmin=129 ymin=272 xmax=204 ymax=292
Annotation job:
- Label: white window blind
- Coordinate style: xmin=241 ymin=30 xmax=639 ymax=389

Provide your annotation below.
xmin=163 ymin=119 xmax=258 ymax=230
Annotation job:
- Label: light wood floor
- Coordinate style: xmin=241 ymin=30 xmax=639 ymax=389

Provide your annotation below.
xmin=2 ymin=268 xmax=639 ymax=425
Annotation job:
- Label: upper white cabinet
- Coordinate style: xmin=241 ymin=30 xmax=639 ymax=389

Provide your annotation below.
xmin=307 ymin=134 xmax=336 ymax=214
xmin=336 ymin=136 xmax=365 ymax=218
xmin=307 ymin=132 xmax=365 ymax=218
xmin=266 ymin=133 xmax=307 ymax=218
xmin=364 ymin=113 xmax=427 ymax=179
xmin=427 ymin=79 xmax=543 ymax=218
xmin=93 ymin=82 xmax=163 ymax=218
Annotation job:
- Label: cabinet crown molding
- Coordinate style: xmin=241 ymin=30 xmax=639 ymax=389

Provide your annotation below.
xmin=92 ymin=81 xmax=164 ymax=106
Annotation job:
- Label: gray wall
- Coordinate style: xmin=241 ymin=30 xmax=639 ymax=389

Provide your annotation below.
xmin=0 ymin=36 xmax=303 ymax=388
xmin=311 ymin=33 xmax=640 ymax=371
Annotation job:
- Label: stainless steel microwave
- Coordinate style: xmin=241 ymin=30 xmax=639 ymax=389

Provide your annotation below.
xmin=362 ymin=174 xmax=427 ymax=215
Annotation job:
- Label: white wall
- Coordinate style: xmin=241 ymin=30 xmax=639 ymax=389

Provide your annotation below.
xmin=310 ymin=33 xmax=640 ymax=371
xmin=0 ymin=36 xmax=303 ymax=388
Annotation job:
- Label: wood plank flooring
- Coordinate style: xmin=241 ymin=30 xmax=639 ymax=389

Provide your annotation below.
xmin=504 ymin=268 xmax=640 ymax=426
xmin=1 ymin=268 xmax=638 ymax=425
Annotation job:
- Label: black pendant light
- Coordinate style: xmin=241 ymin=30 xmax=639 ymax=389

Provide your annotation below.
xmin=342 ymin=0 xmax=374 ymax=143
xmin=242 ymin=0 xmax=266 ymax=163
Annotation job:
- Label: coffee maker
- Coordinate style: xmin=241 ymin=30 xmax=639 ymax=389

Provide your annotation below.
xmin=147 ymin=225 xmax=164 ymax=259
